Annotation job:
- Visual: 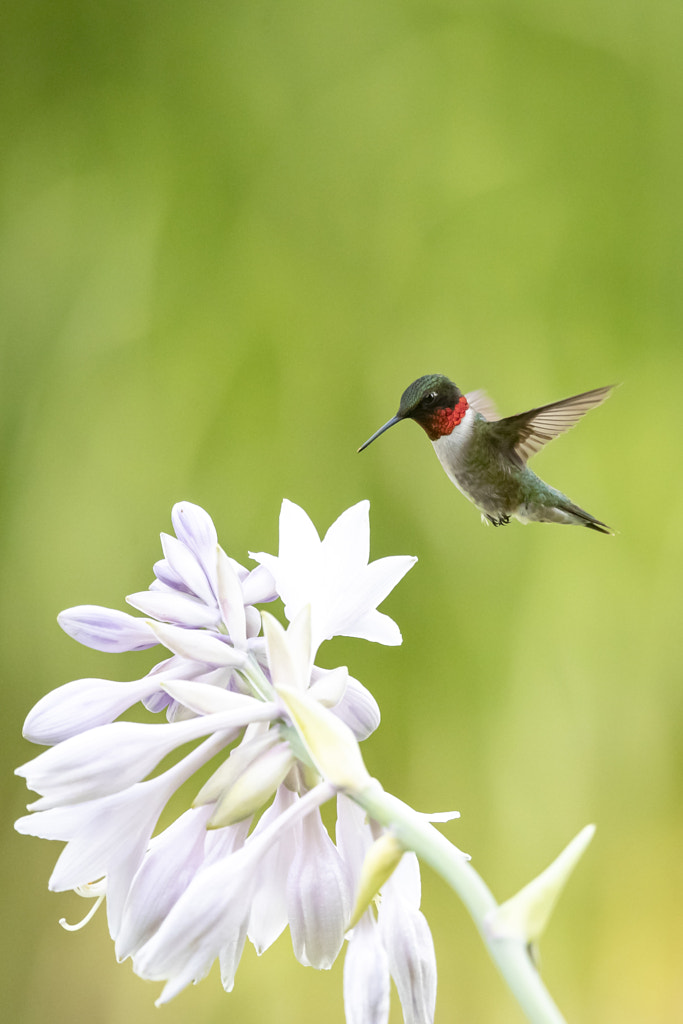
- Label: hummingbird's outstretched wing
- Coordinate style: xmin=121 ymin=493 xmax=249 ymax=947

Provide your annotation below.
xmin=490 ymin=385 xmax=615 ymax=466
xmin=466 ymin=389 xmax=499 ymax=421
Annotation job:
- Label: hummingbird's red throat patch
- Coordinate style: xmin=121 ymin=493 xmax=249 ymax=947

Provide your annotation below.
xmin=425 ymin=395 xmax=469 ymax=439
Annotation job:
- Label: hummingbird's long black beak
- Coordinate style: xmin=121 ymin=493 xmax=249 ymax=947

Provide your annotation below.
xmin=357 ymin=415 xmax=403 ymax=452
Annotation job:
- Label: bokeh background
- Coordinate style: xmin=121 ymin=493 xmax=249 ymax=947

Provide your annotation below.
xmin=3 ymin=2 xmax=682 ymax=1022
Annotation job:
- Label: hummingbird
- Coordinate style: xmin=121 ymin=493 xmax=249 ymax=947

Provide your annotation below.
xmin=358 ymin=374 xmax=614 ymax=533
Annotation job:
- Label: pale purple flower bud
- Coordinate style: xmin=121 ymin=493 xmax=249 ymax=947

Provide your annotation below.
xmin=194 ymin=731 xmax=280 ymax=807
xmin=287 ymin=807 xmax=351 ymax=969
xmin=141 ymin=657 xmax=236 ymax=716
xmin=338 ymin=796 xmax=439 ymax=1024
xmin=161 ymin=679 xmax=265 ymax=718
xmin=22 ymin=675 xmax=161 ymax=744
xmin=247 ymin=785 xmax=299 ymax=955
xmin=208 ymin=740 xmax=295 ymax=828
xmin=241 ymin=563 xmax=277 ymax=606
xmin=152 ymin=556 xmax=193 ymax=595
xmin=378 ymin=854 xmax=437 ymax=1024
xmin=331 ymin=673 xmax=381 ymax=740
xmin=216 ymin=546 xmax=248 ymax=645
xmin=148 ymin=620 xmax=246 ymax=666
xmin=125 ymin=589 xmax=220 ymax=628
xmin=159 ymin=530 xmax=216 ymax=604
xmin=171 ymin=502 xmax=219 ymax=595
xmin=343 ymin=913 xmax=390 ymax=1024
xmin=58 ymin=605 xmax=158 ymax=652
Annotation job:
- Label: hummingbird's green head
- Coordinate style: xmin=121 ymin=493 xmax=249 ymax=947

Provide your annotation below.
xmin=358 ymin=373 xmax=467 ymax=451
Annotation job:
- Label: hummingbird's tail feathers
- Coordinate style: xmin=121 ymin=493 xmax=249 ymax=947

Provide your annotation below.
xmin=556 ymin=499 xmax=613 ymax=535
xmin=493 ymin=385 xmax=615 ymax=466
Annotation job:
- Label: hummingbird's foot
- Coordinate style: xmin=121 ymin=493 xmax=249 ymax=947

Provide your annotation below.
xmin=484 ymin=514 xmax=511 ymax=527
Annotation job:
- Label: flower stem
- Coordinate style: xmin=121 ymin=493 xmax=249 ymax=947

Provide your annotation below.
xmin=353 ymin=781 xmax=567 ymax=1024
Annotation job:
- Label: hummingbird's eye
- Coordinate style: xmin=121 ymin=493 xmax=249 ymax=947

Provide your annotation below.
xmin=423 ymin=391 xmax=438 ymax=406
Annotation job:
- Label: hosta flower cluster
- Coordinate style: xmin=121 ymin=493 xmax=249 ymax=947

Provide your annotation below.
xmin=15 ymin=500 xmax=440 ymax=1021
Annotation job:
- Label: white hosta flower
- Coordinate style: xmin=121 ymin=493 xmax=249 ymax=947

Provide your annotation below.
xmin=15 ymin=498 xmax=431 ymax=1022
xmin=132 ymin=783 xmax=336 ymax=1003
xmin=337 ymin=794 xmax=438 ymax=1024
xmin=57 ymin=502 xmax=275 ymax=724
xmin=343 ymin=913 xmax=391 ymax=1024
xmin=246 ymin=784 xmax=299 ymax=955
xmin=251 ymin=500 xmax=416 ymax=655
xmin=16 ymin=734 xmax=228 ymax=937
xmin=16 ymin=704 xmax=270 ymax=810
xmin=115 ymin=806 xmax=250 ymax=962
xmin=378 ymin=855 xmax=437 ymax=1024
xmin=287 ymin=805 xmax=352 ymax=969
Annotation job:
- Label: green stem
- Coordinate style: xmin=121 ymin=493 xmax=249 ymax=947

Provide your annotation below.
xmin=353 ymin=782 xmax=567 ymax=1024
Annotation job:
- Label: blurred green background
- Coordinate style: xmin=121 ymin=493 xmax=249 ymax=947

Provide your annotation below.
xmin=3 ymin=1 xmax=682 ymax=1021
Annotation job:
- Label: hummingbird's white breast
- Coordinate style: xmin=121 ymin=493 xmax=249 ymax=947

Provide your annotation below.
xmin=430 ymin=406 xmax=479 ymax=499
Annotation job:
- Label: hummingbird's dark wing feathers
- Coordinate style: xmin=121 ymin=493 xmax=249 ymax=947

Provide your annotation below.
xmin=466 ymin=389 xmax=499 ymax=421
xmin=491 ymin=386 xmax=614 ymax=466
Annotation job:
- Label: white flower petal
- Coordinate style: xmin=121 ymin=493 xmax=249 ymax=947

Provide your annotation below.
xmin=247 ymin=786 xmax=299 ymax=955
xmin=218 ymin=919 xmax=250 ymax=994
xmin=161 ymin=679 xmax=265 ymax=717
xmin=251 ymin=502 xmax=415 ymax=652
xmin=262 ymin=611 xmax=309 ymax=693
xmin=17 ymin=774 xmax=177 ymax=938
xmin=17 ymin=711 xmax=254 ymax=809
xmin=286 ymin=807 xmax=351 ymax=969
xmin=278 ymin=499 xmax=322 ymax=565
xmin=335 ymin=792 xmax=372 ymax=891
xmin=115 ymin=805 xmax=214 ymax=961
xmin=50 ymin=735 xmax=226 ymax=937
xmin=344 ymin=913 xmax=391 ymax=1024
xmin=322 ymin=500 xmax=370 ymax=573
xmin=126 ymin=589 xmax=219 ymax=628
xmin=148 ymin=621 xmax=246 ymax=667
xmin=22 ymin=676 xmax=161 ymax=745
xmin=241 ymin=564 xmax=277 ymax=605
xmin=379 ymin=858 xmax=436 ymax=1024
xmin=153 ymin=557 xmax=192 ymax=594
xmin=389 ymin=851 xmax=422 ymax=907
xmin=245 ymin=605 xmax=262 ymax=639
xmin=340 ymin=609 xmax=403 ymax=646
xmin=216 ymin=546 xmax=247 ymax=644
xmin=250 ymin=500 xmax=320 ymax=618
xmin=171 ymin=502 xmax=218 ymax=593
xmin=350 ymin=555 xmax=417 ymax=615
xmin=133 ymin=844 xmax=257 ymax=1003
xmin=320 ymin=556 xmax=415 ymax=645
xmin=58 ymin=606 xmax=158 ymax=653
xmin=160 ymin=531 xmax=215 ymax=605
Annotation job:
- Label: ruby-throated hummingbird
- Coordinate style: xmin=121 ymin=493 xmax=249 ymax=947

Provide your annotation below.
xmin=358 ymin=374 xmax=614 ymax=533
